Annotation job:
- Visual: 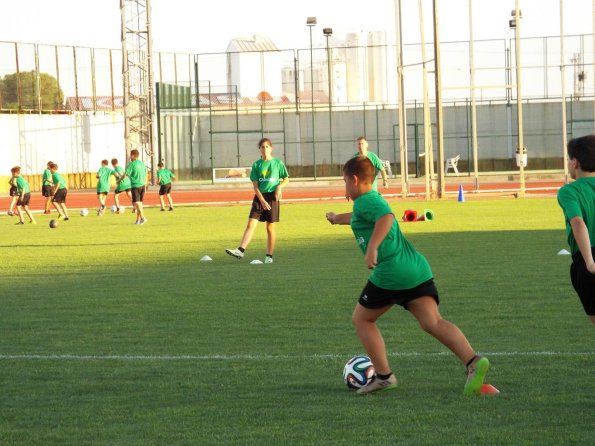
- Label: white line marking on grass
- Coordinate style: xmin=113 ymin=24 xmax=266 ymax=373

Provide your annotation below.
xmin=0 ymin=351 xmax=593 ymax=361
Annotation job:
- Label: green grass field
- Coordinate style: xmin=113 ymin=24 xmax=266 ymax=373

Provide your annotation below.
xmin=0 ymin=198 xmax=593 ymax=445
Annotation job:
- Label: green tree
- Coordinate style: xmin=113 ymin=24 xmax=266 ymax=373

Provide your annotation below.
xmin=0 ymin=71 xmax=64 ymax=111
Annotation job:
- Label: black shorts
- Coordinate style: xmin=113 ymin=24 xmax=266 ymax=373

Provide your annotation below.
xmin=570 ymin=248 xmax=595 ymax=315
xmin=52 ymin=188 xmax=67 ymax=203
xmin=17 ymin=193 xmax=31 ymax=206
xmin=42 ymin=184 xmax=54 ymax=197
xmin=358 ymin=279 xmax=440 ymax=309
xmin=9 ymin=186 xmax=18 ymax=197
xmin=115 ymin=187 xmax=131 ymax=194
xmin=159 ymin=183 xmax=172 ymax=195
xmin=248 ymin=192 xmax=279 ymax=223
xmin=131 ymin=186 xmax=145 ymax=203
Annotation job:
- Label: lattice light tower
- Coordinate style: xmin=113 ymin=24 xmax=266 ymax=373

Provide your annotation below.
xmin=120 ymin=0 xmax=155 ymax=176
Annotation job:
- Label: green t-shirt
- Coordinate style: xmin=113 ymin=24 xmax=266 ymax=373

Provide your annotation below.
xmin=125 ymin=159 xmax=147 ymax=188
xmin=52 ymin=171 xmax=67 ymax=190
xmin=157 ymin=168 xmax=175 ymax=185
xmin=16 ymin=176 xmax=30 ymax=194
xmin=96 ymin=166 xmax=113 ymax=193
xmin=352 ymin=151 xmax=384 ymax=191
xmin=351 ymin=190 xmax=433 ymax=290
xmin=249 ymin=158 xmax=289 ymax=194
xmin=42 ymin=168 xmax=53 ymax=186
xmin=112 ymin=165 xmax=131 ymax=191
xmin=557 ymin=176 xmax=595 ymax=255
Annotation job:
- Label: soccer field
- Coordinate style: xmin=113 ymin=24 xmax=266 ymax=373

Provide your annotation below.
xmin=0 ymin=198 xmax=593 ymax=445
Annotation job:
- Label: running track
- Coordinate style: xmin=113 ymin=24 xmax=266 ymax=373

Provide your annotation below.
xmin=2 ymin=179 xmax=563 ymax=212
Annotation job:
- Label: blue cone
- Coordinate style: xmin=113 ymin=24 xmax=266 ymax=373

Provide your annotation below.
xmin=458 ymin=184 xmax=465 ymax=202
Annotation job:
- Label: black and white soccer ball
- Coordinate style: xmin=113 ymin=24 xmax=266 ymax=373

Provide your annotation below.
xmin=343 ymin=355 xmax=375 ymax=389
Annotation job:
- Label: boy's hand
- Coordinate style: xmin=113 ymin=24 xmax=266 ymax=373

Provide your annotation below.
xmin=326 ymin=212 xmax=337 ymax=225
xmin=365 ymin=249 xmax=378 ymax=269
xmin=587 ymin=261 xmax=595 ymax=275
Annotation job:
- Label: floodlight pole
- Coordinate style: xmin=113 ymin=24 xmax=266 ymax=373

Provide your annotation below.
xmin=513 ymin=3 xmax=525 ymax=197
xmin=469 ymin=0 xmax=479 ymax=191
xmin=560 ymin=0 xmax=569 ymax=184
xmin=324 ymin=28 xmax=334 ymax=173
xmin=307 ymin=17 xmax=317 ymax=179
xmin=395 ymin=0 xmax=409 ymax=197
xmin=432 ymin=0 xmax=445 ymax=198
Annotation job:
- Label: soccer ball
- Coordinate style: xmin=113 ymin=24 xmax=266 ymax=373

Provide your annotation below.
xmin=343 ymin=355 xmax=375 ymax=389
xmin=49 ymin=219 xmax=58 ymax=229
xmin=110 ymin=205 xmax=118 ymax=213
xmin=80 ymin=208 xmax=89 ymax=217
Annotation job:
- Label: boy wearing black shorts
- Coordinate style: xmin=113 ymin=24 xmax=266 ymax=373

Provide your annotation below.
xmin=41 ymin=161 xmax=54 ymax=214
xmin=226 ymin=138 xmax=289 ymax=263
xmin=157 ymin=162 xmax=175 ymax=211
xmin=326 ymin=156 xmax=489 ymax=395
xmin=121 ymin=149 xmax=148 ymax=225
xmin=557 ymin=135 xmax=595 ymax=325
xmin=111 ymin=158 xmax=132 ymax=213
xmin=11 ymin=166 xmax=36 ymax=225
xmin=50 ymin=163 xmax=69 ymax=220
xmin=7 ymin=171 xmax=18 ymax=216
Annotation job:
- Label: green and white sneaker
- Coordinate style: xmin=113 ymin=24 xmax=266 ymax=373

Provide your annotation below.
xmin=464 ymin=355 xmax=490 ymax=396
xmin=264 ymin=256 xmax=273 ymax=264
xmin=225 ymin=248 xmax=244 ymax=259
xmin=357 ymin=374 xmax=398 ymax=395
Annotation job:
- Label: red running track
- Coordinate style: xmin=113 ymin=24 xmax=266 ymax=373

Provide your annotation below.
xmin=1 ymin=180 xmax=563 ymax=212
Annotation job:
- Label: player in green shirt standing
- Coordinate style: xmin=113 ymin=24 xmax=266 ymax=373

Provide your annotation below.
xmin=111 ymin=158 xmax=132 ymax=214
xmin=50 ymin=162 xmax=69 ymax=220
xmin=120 ymin=149 xmax=148 ymax=225
xmin=557 ymin=134 xmax=595 ymax=325
xmin=226 ymin=137 xmax=289 ymax=263
xmin=11 ymin=166 xmax=36 ymax=225
xmin=353 ymin=136 xmax=389 ymax=192
xmin=96 ymin=159 xmax=113 ymax=216
xmin=41 ymin=161 xmax=54 ymax=214
xmin=157 ymin=162 xmax=175 ymax=211
xmin=326 ymin=156 xmax=489 ymax=395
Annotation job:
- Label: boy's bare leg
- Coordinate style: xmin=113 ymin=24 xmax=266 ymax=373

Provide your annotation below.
xmin=24 ymin=206 xmax=36 ymax=223
xmin=159 ymin=196 xmax=165 ymax=210
xmin=266 ymin=222 xmax=276 ymax=255
xmin=352 ymin=304 xmax=393 ymax=375
xmin=407 ymin=296 xmax=475 ymax=364
xmin=136 ymin=202 xmax=144 ymax=220
xmin=238 ymin=218 xmax=259 ymax=249
xmin=167 ymin=194 xmax=174 ymax=209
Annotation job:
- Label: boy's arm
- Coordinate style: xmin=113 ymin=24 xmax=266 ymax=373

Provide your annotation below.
xmin=364 ymin=213 xmax=394 ymax=269
xmin=275 ymin=176 xmax=289 ymax=200
xmin=326 ymin=212 xmax=353 ymax=225
xmin=570 ymin=216 xmax=595 ymax=274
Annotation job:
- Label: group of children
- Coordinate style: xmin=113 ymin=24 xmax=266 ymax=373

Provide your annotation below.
xmin=7 ymin=150 xmax=176 ymax=226
xmin=7 ymin=135 xmax=593 ymax=397
xmin=9 ymin=161 xmax=69 ymax=224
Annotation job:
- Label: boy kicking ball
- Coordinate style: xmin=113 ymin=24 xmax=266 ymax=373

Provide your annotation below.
xmin=326 ymin=156 xmax=489 ymax=395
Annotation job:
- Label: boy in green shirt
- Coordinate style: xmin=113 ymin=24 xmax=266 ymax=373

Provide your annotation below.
xmin=121 ymin=149 xmax=148 ymax=224
xmin=7 ymin=171 xmax=18 ymax=216
xmin=50 ymin=163 xmax=69 ymax=220
xmin=111 ymin=158 xmax=132 ymax=213
xmin=157 ymin=162 xmax=175 ymax=211
xmin=326 ymin=156 xmax=489 ymax=395
xmin=11 ymin=166 xmax=36 ymax=225
xmin=353 ymin=136 xmax=389 ymax=192
xmin=557 ymin=134 xmax=595 ymax=325
xmin=96 ymin=159 xmax=113 ymax=216
xmin=226 ymin=138 xmax=289 ymax=263
xmin=42 ymin=161 xmax=54 ymax=214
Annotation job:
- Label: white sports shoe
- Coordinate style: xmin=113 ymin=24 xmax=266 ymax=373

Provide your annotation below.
xmin=264 ymin=256 xmax=274 ymax=264
xmin=225 ymin=248 xmax=244 ymax=259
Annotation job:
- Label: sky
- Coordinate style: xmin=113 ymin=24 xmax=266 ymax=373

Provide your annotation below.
xmin=1 ymin=0 xmax=593 ymax=53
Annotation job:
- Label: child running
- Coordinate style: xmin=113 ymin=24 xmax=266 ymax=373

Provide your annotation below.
xmin=41 ymin=161 xmax=54 ymax=214
xmin=225 ymin=137 xmax=289 ymax=263
xmin=326 ymin=156 xmax=489 ymax=395
xmin=96 ymin=159 xmax=113 ymax=216
xmin=111 ymin=158 xmax=132 ymax=213
xmin=120 ymin=149 xmax=147 ymax=225
xmin=11 ymin=166 xmax=36 ymax=225
xmin=157 ymin=162 xmax=175 ymax=211
xmin=50 ymin=163 xmax=69 ymax=220
xmin=556 ymin=134 xmax=595 ymax=325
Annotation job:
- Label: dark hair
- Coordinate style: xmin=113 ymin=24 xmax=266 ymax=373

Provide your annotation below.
xmin=111 ymin=158 xmax=118 ymax=165
xmin=157 ymin=162 xmax=164 ymax=168
xmin=130 ymin=149 xmax=140 ymax=157
xmin=101 ymin=159 xmax=108 ymax=165
xmin=343 ymin=156 xmax=375 ymax=183
xmin=258 ymin=138 xmax=272 ymax=148
xmin=567 ymin=135 xmax=595 ymax=172
xmin=356 ymin=136 xmax=367 ymax=142
xmin=49 ymin=163 xmax=58 ymax=170
xmin=47 ymin=161 xmax=54 ymax=167
xmin=11 ymin=166 xmax=21 ymax=174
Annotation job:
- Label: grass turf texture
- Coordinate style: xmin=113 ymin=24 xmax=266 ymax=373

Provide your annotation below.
xmin=0 ymin=198 xmax=593 ymax=445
